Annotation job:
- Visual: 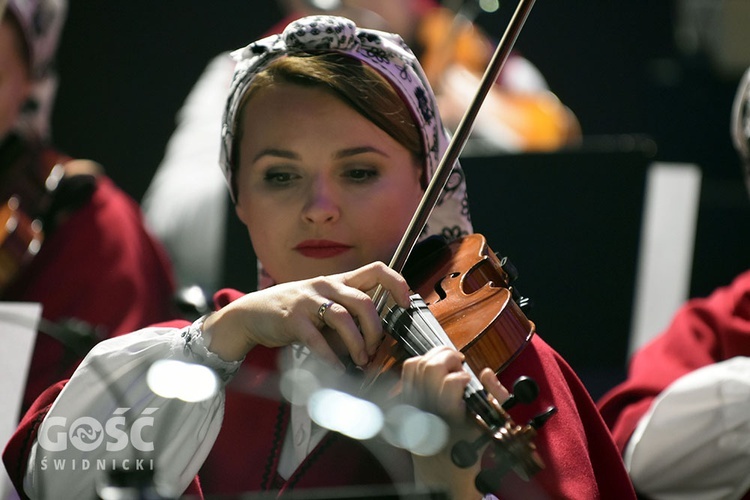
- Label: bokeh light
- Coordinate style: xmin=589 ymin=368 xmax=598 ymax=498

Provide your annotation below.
xmin=479 ymin=0 xmax=500 ymax=14
xmin=280 ymin=366 xmax=321 ymax=406
xmin=382 ymin=404 xmax=449 ymax=456
xmin=308 ymin=389 xmax=383 ymax=440
xmin=147 ymin=359 xmax=219 ymax=403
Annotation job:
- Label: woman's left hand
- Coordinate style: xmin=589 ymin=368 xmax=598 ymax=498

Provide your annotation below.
xmin=401 ymin=346 xmax=509 ymax=499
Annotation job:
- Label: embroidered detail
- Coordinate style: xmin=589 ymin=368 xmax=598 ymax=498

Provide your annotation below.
xmin=260 ymin=400 xmax=338 ymax=493
xmin=261 ymin=401 xmax=289 ymax=491
xmin=287 ymin=433 xmax=338 ymax=491
xmin=414 ymin=87 xmax=433 ymax=124
xmin=441 ymin=225 xmax=466 ymax=243
xmin=180 ymin=314 xmax=241 ymax=383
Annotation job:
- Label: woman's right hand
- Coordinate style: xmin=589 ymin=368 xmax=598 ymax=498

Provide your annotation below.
xmin=203 ymin=261 xmax=411 ymax=369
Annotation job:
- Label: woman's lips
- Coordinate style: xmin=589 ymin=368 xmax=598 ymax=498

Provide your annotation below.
xmin=294 ymin=240 xmax=352 ymax=258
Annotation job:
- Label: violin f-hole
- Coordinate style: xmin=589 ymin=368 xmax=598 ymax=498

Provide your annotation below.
xmin=432 ymin=272 xmax=461 ymax=302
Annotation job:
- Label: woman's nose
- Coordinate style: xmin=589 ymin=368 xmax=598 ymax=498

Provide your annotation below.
xmin=302 ymin=177 xmax=340 ymax=224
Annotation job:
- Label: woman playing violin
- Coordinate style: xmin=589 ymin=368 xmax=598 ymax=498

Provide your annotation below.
xmin=4 ymin=15 xmax=633 ymax=500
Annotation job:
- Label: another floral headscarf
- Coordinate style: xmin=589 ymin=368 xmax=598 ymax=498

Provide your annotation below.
xmin=219 ymin=15 xmax=473 ymax=288
xmin=5 ymin=0 xmax=67 ymax=139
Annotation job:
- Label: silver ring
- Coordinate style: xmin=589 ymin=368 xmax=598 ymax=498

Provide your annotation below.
xmin=317 ymin=300 xmax=335 ymax=322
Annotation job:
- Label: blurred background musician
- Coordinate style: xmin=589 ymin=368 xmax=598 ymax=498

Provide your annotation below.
xmin=597 ymin=66 xmax=750 ymax=500
xmin=0 ymin=0 xmax=175 ymax=414
xmin=278 ymin=0 xmax=581 ymax=153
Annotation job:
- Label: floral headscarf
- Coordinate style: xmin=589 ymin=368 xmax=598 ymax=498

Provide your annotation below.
xmin=5 ymin=0 xmax=67 ymax=139
xmin=219 ymin=15 xmax=473 ymax=288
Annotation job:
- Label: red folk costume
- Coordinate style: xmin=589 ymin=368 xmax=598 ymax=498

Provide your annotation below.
xmin=1 ymin=140 xmax=176 ymax=412
xmin=5 ymin=288 xmax=636 ymax=499
xmin=201 ymin=294 xmax=637 ymax=499
xmin=597 ymin=270 xmax=750 ymax=498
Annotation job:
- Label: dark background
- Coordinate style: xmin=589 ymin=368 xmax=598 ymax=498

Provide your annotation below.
xmin=49 ymin=1 xmax=750 ymax=396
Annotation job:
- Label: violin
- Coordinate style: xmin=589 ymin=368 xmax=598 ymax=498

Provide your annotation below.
xmin=364 ymin=0 xmax=557 ymax=493
xmin=0 ymin=134 xmax=61 ymax=292
xmin=0 ymin=196 xmax=43 ymax=290
xmin=372 ymin=233 xmax=532 ymax=378
xmin=366 ymin=234 xmax=556 ymax=492
xmin=0 ymin=133 xmax=99 ymax=294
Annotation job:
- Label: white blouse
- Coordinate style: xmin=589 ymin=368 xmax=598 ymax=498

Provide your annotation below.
xmin=23 ymin=320 xmax=238 ymax=498
xmin=624 ymin=356 xmax=750 ymax=500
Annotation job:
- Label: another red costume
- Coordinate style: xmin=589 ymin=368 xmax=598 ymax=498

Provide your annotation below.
xmin=1 ymin=145 xmax=176 ymax=413
xmin=597 ymin=270 xmax=750 ymax=495
xmin=599 ymin=271 xmax=750 ymax=499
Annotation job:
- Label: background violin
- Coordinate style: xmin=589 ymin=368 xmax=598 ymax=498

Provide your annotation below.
xmin=290 ymin=0 xmax=581 ymax=153
xmin=0 ymin=132 xmax=100 ymax=294
xmin=0 ymin=196 xmax=43 ymax=290
xmin=0 ymin=134 xmax=59 ymax=292
xmin=415 ymin=0 xmax=582 ymax=152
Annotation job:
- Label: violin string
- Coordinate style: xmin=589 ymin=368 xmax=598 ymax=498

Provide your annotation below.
xmin=378 ymin=299 xmax=504 ymax=435
xmin=380 ymin=300 xmax=485 ymax=395
xmin=381 ymin=302 xmax=439 ymax=355
xmin=409 ymin=301 xmax=487 ymax=394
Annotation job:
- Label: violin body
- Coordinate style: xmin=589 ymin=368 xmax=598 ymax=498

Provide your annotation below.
xmin=365 ymin=233 xmax=550 ymax=489
xmin=0 ymin=135 xmax=53 ymax=292
xmin=369 ymin=233 xmax=534 ymax=381
xmin=408 ymin=233 xmax=534 ymax=373
xmin=0 ymin=196 xmax=43 ymax=289
xmin=0 ymin=133 xmax=98 ymax=293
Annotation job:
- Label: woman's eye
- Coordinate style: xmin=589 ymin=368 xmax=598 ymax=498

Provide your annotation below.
xmin=263 ymin=171 xmax=297 ymax=185
xmin=345 ymin=168 xmax=378 ymax=182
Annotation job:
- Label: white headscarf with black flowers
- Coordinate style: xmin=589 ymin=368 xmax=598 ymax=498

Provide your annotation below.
xmin=5 ymin=0 xmax=67 ymax=140
xmin=220 ymin=15 xmax=472 ymax=289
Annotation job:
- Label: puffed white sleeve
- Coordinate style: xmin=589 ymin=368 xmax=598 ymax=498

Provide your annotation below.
xmin=624 ymin=356 xmax=750 ymax=500
xmin=22 ymin=317 xmax=241 ymax=499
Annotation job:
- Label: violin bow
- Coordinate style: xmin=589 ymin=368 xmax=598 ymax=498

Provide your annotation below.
xmin=373 ymin=0 xmax=536 ymax=312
